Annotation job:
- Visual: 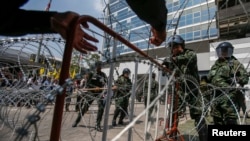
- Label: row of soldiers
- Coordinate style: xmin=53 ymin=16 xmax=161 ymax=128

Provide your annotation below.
xmin=71 ymin=62 xmax=132 ymax=132
xmin=161 ymin=35 xmax=249 ymax=141
xmin=141 ymin=35 xmax=250 ymax=141
xmin=68 ymin=35 xmax=249 ymax=141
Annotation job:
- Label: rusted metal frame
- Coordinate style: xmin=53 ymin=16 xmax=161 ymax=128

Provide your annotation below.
xmin=49 ymin=15 xmax=170 ymax=141
xmin=78 ymin=15 xmax=171 ymax=74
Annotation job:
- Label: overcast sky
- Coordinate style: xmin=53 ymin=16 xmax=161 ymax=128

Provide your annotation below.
xmin=22 ymin=0 xmax=104 ymax=17
xmin=22 ymin=0 xmax=106 ymax=50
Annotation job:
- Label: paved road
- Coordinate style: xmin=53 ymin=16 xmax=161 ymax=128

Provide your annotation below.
xmin=0 ymin=99 xmax=194 ymax=141
xmin=0 ymin=98 xmax=249 ymax=141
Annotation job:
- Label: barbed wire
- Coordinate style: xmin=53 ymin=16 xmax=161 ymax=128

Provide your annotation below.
xmin=0 ymin=0 xmax=250 ymax=140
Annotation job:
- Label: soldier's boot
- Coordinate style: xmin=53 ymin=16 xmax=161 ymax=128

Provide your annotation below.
xmin=112 ymin=108 xmax=120 ymax=126
xmin=65 ymin=104 xmax=70 ymax=112
xmin=118 ymin=120 xmax=124 ymax=125
xmin=72 ymin=116 xmax=81 ymax=127
xmin=112 ymin=120 xmax=117 ymax=126
xmin=95 ymin=124 xmax=102 ymax=132
xmin=118 ymin=111 xmax=126 ymax=125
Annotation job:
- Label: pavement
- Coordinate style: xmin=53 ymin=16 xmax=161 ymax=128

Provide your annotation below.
xmin=0 ymin=98 xmax=194 ymax=141
xmin=0 ymin=97 xmax=249 ymax=141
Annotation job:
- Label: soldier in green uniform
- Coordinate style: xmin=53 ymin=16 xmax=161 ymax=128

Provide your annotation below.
xmin=143 ymin=73 xmax=159 ymax=119
xmin=208 ymin=42 xmax=249 ymax=124
xmin=72 ymin=61 xmax=107 ymax=132
xmin=163 ymin=35 xmax=208 ymax=141
xmin=112 ymin=68 xmax=132 ymax=126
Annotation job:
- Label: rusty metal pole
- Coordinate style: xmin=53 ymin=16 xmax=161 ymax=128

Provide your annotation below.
xmin=78 ymin=15 xmax=171 ymax=74
xmin=49 ymin=17 xmax=78 ymax=141
xmin=48 ymin=15 xmax=170 ymax=141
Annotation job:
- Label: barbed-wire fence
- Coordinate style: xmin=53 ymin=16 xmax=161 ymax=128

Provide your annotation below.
xmin=0 ymin=38 xmax=249 ymax=141
xmin=1 ymin=0 xmax=250 ymax=140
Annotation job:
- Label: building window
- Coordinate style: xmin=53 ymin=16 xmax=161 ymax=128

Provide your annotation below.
xmin=186 ymin=13 xmax=193 ymax=25
xmin=193 ymin=12 xmax=201 ymax=23
xmin=167 ymin=3 xmax=173 ymax=13
xmin=193 ymin=0 xmax=201 ymax=4
xmin=194 ymin=30 xmax=201 ymax=39
xmin=186 ymin=32 xmax=193 ymax=41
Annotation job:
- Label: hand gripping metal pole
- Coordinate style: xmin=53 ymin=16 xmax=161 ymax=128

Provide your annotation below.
xmin=49 ymin=15 xmax=172 ymax=141
xmin=49 ymin=17 xmax=78 ymax=141
xmin=77 ymin=15 xmax=171 ymax=74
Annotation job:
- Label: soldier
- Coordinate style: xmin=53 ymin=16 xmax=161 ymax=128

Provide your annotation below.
xmin=112 ymin=68 xmax=132 ymax=126
xmin=163 ymin=35 xmax=208 ymax=141
xmin=208 ymin=42 xmax=249 ymax=124
xmin=75 ymin=74 xmax=88 ymax=112
xmin=72 ymin=61 xmax=107 ymax=132
xmin=143 ymin=72 xmax=159 ymax=119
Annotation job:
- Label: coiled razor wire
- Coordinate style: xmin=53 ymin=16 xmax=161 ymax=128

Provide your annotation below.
xmin=0 ymin=53 xmax=249 ymax=141
xmin=0 ymin=12 xmax=250 ymax=139
xmin=0 ymin=49 xmax=249 ymax=141
xmin=13 ymin=78 xmax=72 ymax=141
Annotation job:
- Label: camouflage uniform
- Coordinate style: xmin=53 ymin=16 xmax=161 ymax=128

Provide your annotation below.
xmin=171 ymin=49 xmax=202 ymax=118
xmin=208 ymin=56 xmax=249 ymax=124
xmin=112 ymin=75 xmax=132 ymax=125
xmin=168 ymin=48 xmax=208 ymax=141
xmin=163 ymin=35 xmax=208 ymax=141
xmin=143 ymin=75 xmax=159 ymax=117
xmin=72 ymin=70 xmax=107 ymax=129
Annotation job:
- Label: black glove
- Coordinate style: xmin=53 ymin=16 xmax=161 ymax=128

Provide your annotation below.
xmin=226 ymin=78 xmax=236 ymax=85
xmin=230 ymin=72 xmax=240 ymax=77
xmin=162 ymin=57 xmax=171 ymax=67
xmin=236 ymin=71 xmax=241 ymax=77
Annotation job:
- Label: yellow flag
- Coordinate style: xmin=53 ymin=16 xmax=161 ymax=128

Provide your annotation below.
xmin=52 ymin=69 xmax=57 ymax=77
xmin=39 ymin=67 xmax=45 ymax=75
xmin=47 ymin=71 xmax=52 ymax=77
xmin=55 ymin=69 xmax=61 ymax=79
xmin=71 ymin=69 xmax=76 ymax=78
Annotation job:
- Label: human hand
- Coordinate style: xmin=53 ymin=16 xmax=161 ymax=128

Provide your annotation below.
xmin=112 ymin=86 xmax=118 ymax=90
xmin=93 ymin=87 xmax=101 ymax=93
xmin=51 ymin=12 xmax=99 ymax=54
xmin=149 ymin=27 xmax=166 ymax=46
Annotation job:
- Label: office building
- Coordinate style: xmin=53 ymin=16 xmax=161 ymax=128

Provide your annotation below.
xmin=102 ymin=0 xmax=218 ymax=77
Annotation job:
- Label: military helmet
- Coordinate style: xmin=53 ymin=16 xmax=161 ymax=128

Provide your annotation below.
xmin=167 ymin=35 xmax=185 ymax=48
xmin=123 ymin=68 xmax=131 ymax=74
xmin=216 ymin=42 xmax=234 ymax=58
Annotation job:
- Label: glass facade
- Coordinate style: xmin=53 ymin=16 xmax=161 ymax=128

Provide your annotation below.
xmin=166 ymin=0 xmax=218 ymax=41
xmin=103 ymin=0 xmax=218 ymax=56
